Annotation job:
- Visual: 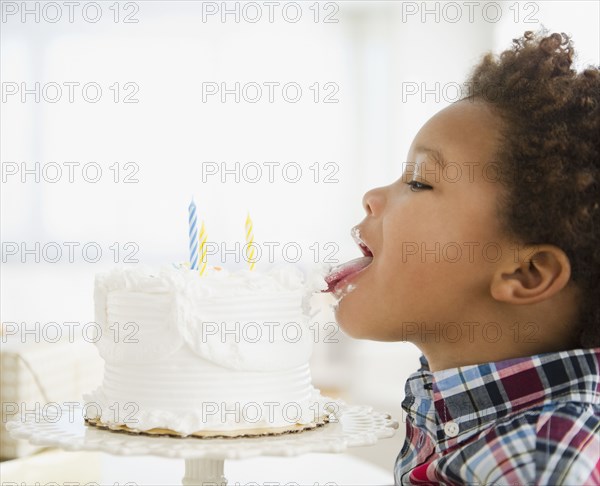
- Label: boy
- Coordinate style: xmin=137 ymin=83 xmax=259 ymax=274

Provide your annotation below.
xmin=325 ymin=30 xmax=599 ymax=485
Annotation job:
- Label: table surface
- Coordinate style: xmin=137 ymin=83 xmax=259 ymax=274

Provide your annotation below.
xmin=1 ymin=449 xmax=395 ymax=485
xmin=107 ymin=452 xmax=394 ymax=485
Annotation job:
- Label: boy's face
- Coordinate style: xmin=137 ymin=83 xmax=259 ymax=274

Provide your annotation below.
xmin=333 ymin=99 xmax=512 ymax=341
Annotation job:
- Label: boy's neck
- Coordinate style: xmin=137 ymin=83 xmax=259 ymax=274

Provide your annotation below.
xmin=421 ymin=338 xmax=580 ymax=372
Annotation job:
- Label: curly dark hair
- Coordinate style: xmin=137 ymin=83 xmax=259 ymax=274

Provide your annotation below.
xmin=462 ymin=29 xmax=600 ymax=348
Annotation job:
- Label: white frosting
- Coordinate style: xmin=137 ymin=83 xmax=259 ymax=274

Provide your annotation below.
xmin=87 ymin=264 xmax=334 ymax=434
xmin=94 ymin=264 xmax=325 ymax=371
xmin=84 ymin=345 xmax=333 ymax=434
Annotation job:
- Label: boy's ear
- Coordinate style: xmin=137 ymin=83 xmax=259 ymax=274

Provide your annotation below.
xmin=490 ymin=244 xmax=572 ymax=304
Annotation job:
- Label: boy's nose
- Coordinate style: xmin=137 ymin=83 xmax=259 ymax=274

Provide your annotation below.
xmin=362 ymin=186 xmax=386 ymax=216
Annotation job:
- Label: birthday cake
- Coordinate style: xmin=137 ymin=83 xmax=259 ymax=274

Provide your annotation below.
xmin=83 ymin=264 xmax=336 ymax=437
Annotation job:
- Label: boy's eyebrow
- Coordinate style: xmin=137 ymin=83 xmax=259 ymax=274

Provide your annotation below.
xmin=414 ymin=144 xmax=447 ymax=168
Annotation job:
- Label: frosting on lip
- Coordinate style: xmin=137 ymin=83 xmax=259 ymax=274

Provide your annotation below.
xmin=323 ymin=226 xmax=373 ymax=294
xmin=351 ymin=226 xmax=374 ymax=258
xmin=322 ymin=225 xmax=374 ymax=293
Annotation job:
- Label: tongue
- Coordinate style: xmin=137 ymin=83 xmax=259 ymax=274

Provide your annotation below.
xmin=323 ymin=256 xmax=373 ymax=293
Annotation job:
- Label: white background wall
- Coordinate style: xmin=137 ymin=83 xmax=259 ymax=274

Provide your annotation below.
xmin=2 ymin=0 xmax=599 ymax=477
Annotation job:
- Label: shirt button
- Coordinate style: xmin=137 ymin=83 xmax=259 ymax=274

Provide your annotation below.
xmin=444 ymin=421 xmax=459 ymax=437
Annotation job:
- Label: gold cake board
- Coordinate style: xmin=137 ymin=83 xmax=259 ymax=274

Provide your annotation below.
xmin=84 ymin=415 xmax=330 ymax=439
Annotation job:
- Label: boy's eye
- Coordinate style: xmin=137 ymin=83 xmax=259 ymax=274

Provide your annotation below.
xmin=405 ymin=180 xmax=433 ymax=192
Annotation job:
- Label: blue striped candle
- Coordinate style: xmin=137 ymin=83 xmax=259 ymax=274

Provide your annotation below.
xmin=188 ymin=199 xmax=198 ymax=271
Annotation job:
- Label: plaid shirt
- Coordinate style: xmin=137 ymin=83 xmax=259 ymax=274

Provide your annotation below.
xmin=394 ymin=347 xmax=600 ymax=485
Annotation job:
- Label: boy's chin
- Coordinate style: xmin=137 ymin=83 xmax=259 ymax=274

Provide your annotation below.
xmin=333 ymin=306 xmax=359 ymax=338
xmin=334 ymin=303 xmax=407 ymax=342
xmin=333 ymin=304 xmax=374 ymax=340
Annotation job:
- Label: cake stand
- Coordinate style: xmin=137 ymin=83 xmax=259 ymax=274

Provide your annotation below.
xmin=7 ymin=403 xmax=398 ymax=485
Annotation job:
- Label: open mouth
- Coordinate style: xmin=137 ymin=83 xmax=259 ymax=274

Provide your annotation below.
xmin=323 ymin=226 xmax=374 ymax=293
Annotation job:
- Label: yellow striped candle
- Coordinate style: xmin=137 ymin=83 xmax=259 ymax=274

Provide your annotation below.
xmin=198 ymin=220 xmax=208 ymax=276
xmin=245 ymin=212 xmax=256 ymax=271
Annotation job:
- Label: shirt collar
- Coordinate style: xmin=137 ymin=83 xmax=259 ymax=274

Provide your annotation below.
xmin=402 ymin=347 xmax=600 ymax=451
